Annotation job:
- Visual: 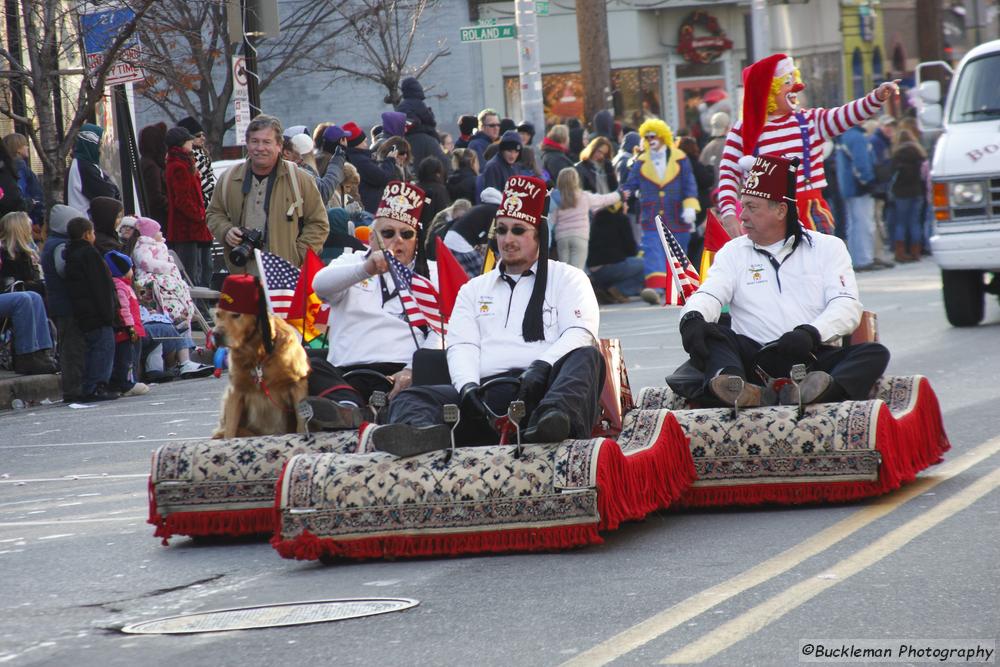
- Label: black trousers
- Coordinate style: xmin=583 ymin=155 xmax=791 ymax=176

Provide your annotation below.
xmin=388 ymin=346 xmax=605 ymax=446
xmin=307 ymin=354 xmax=404 ymax=407
xmin=681 ymin=327 xmax=890 ymax=403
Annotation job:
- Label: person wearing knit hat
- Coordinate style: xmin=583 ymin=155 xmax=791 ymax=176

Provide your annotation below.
xmin=176 ymin=117 xmax=215 ymax=208
xmin=88 ymin=195 xmax=125 ymax=254
xmin=301 ymin=180 xmax=439 ymax=431
xmin=165 ymin=126 xmax=194 ymax=150
xmin=66 ymin=123 xmax=121 ymax=215
xmin=342 ymin=120 xmax=400 ymax=215
xmin=475 ymin=130 xmax=521 ymax=202
xmin=621 ymin=117 xmax=700 ymax=305
xmin=103 ymin=249 xmax=150 ymax=397
xmin=716 ymin=53 xmax=901 ymax=239
xmin=373 ymin=174 xmax=604 ymax=456
xmin=675 ymin=152 xmax=889 ymax=409
xmin=165 ymin=123 xmax=214 ymax=287
xmin=455 ymin=115 xmax=478 ymax=149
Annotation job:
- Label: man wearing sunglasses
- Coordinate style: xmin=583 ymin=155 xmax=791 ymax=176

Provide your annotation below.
xmin=467 ymin=108 xmax=501 ymax=168
xmin=303 ymin=181 xmax=441 ymax=429
xmin=370 ymin=174 xmax=604 ymax=457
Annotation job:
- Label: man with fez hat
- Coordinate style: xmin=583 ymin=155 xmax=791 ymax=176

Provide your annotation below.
xmin=303 ymin=180 xmax=441 ymax=429
xmin=676 ymin=154 xmax=889 ymax=408
xmin=370 ymin=174 xmax=604 ymax=457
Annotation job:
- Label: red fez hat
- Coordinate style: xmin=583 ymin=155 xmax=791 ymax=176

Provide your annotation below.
xmin=741 ymin=154 xmax=797 ymax=204
xmin=497 ymin=175 xmax=547 ymax=227
xmin=218 ymin=274 xmax=261 ymax=315
xmin=375 ymin=180 xmax=427 ymax=229
xmin=740 ymin=54 xmax=802 ymax=159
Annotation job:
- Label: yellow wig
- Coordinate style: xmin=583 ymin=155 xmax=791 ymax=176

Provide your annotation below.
xmin=766 ymin=68 xmax=803 ymax=115
xmin=638 ymin=118 xmax=673 ymax=152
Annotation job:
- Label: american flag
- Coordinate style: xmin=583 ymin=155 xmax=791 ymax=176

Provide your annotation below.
xmin=255 ymin=249 xmax=299 ymax=318
xmin=654 ymin=215 xmax=701 ymax=306
xmin=384 ymin=250 xmax=445 ymax=335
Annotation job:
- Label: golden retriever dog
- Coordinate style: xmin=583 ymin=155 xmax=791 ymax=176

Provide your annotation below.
xmin=211 ymin=304 xmax=310 ymax=439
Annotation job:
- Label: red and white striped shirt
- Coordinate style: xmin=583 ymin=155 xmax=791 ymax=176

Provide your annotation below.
xmin=717 ymin=90 xmax=883 ymax=218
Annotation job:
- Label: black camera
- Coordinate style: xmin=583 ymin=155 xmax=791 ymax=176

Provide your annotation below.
xmin=229 ymin=228 xmax=264 ymax=267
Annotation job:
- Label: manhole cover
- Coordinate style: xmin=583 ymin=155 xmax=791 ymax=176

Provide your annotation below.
xmin=120 ymin=598 xmax=419 ymax=634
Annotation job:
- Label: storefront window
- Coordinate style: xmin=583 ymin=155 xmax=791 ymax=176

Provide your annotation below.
xmin=503 ymin=66 xmax=661 ymax=129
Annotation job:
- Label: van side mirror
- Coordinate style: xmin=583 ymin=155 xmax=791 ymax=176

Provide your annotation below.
xmin=919 ymin=104 xmax=943 ymax=130
xmin=918 ymin=81 xmax=941 ymax=104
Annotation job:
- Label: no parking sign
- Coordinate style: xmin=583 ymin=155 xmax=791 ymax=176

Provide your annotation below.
xmin=232 ymin=56 xmax=251 ymax=145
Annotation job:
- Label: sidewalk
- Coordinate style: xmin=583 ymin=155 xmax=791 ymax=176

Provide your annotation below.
xmin=0 ymin=370 xmax=62 ymax=410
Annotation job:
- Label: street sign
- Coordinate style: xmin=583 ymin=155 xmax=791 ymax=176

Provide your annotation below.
xmin=232 ymin=56 xmax=251 ymax=145
xmin=79 ymin=6 xmax=145 ymax=86
xmin=459 ymin=24 xmax=517 ymax=42
xmin=536 ymin=1 xmax=550 ymax=16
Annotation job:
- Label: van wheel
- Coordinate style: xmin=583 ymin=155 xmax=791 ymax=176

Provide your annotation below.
xmin=941 ymin=269 xmax=984 ymax=327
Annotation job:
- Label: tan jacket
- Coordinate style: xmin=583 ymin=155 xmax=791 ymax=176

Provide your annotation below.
xmin=206 ymin=158 xmax=329 ymax=274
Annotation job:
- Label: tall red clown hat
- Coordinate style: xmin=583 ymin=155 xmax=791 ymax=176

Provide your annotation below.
xmin=740 ymin=54 xmax=803 ymax=160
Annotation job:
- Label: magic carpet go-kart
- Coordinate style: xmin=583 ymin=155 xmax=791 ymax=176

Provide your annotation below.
xmin=148 ymin=334 xmax=950 ymax=561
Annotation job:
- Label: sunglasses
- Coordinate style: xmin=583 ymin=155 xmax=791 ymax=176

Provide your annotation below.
xmin=379 ymin=228 xmax=416 ymax=240
xmin=496 ymin=225 xmax=530 ymax=236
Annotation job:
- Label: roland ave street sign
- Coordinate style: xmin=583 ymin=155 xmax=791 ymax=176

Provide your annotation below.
xmin=459 ymin=23 xmax=517 ymax=42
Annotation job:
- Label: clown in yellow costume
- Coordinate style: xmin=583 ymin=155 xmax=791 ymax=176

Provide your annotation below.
xmin=621 ymin=119 xmax=700 ymax=294
xmin=717 ymin=53 xmax=900 ymax=238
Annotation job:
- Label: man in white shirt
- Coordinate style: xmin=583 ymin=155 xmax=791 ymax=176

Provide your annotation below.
xmin=302 ymin=181 xmax=440 ymax=429
xmin=677 ymin=154 xmax=889 ymax=407
xmin=371 ymin=175 xmax=604 ymax=457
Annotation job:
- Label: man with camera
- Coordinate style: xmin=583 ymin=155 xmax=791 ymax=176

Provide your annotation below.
xmin=207 ymin=115 xmax=329 ymax=274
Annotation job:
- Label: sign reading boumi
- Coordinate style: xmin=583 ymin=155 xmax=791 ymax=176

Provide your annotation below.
xmin=460 ymin=23 xmax=517 ymax=42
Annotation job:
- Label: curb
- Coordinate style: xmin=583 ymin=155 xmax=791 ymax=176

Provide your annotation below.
xmin=0 ymin=372 xmax=62 ymax=411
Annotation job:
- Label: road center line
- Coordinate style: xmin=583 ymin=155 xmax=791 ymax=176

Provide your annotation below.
xmin=561 ymin=436 xmax=1000 ymax=667
xmin=662 ymin=465 xmax=1000 ymax=664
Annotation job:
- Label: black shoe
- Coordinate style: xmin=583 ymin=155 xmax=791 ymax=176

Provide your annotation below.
xmin=300 ymin=397 xmax=362 ymax=430
xmin=522 ymin=409 xmax=571 ymax=443
xmin=80 ymin=389 xmax=120 ymax=402
xmin=370 ymin=424 xmax=451 ymax=457
xmin=143 ymin=370 xmax=175 ymax=383
xmin=13 ymin=350 xmax=58 ymax=375
xmin=778 ymin=371 xmax=836 ymax=405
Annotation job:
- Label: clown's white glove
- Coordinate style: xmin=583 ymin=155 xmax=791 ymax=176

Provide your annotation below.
xmin=682 ymin=208 xmax=697 ymax=225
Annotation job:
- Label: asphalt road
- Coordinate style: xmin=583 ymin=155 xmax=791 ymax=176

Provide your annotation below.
xmin=1 ymin=258 xmax=997 ymax=667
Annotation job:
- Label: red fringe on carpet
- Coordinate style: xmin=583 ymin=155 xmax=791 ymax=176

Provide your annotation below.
xmin=596 ymin=412 xmax=696 ymax=531
xmin=271 ymin=415 xmax=697 ymax=561
xmin=678 ymin=378 xmax=951 ymax=508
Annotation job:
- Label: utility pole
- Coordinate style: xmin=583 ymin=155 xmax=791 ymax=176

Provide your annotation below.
xmin=915 ymin=0 xmax=943 ymax=62
xmin=514 ymin=0 xmax=545 ymax=136
xmin=241 ymin=0 xmax=262 ymax=119
xmin=749 ymin=0 xmax=770 ymax=62
xmin=576 ymin=0 xmax=612 ymax=125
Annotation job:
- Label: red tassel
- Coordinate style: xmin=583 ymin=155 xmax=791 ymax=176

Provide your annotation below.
xmin=271 ymin=524 xmax=604 ymax=562
xmin=596 ymin=413 xmax=697 ymax=530
xmin=150 ymin=508 xmax=278 ymax=544
xmin=678 ymin=380 xmax=951 ymax=508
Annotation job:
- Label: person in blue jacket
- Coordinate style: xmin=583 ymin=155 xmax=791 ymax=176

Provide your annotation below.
xmin=834 ymin=126 xmax=882 ymax=270
xmin=620 ymin=119 xmax=699 ymax=303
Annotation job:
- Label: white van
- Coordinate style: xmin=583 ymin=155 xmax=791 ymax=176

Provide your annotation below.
xmin=918 ymin=39 xmax=1000 ymax=326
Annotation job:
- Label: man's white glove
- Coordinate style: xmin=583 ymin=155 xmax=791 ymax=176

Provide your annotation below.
xmin=682 ymin=208 xmax=697 ymax=225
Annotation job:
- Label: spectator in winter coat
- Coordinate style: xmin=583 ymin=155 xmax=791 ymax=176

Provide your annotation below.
xmin=591 ymin=110 xmax=617 ymax=151
xmin=3 ymin=133 xmax=44 ymax=235
xmin=466 ymin=108 xmax=501 ymax=167
xmin=377 ymin=136 xmax=414 ymax=182
xmin=64 ymin=217 xmax=118 ymax=402
xmin=66 ymin=124 xmax=121 ymax=215
xmin=549 ymin=166 xmax=622 ymax=269
xmin=888 ymin=129 xmax=927 ymax=262
xmin=103 ymin=250 xmax=149 ymax=396
xmin=380 ymin=111 xmax=407 ymax=141
xmin=40 ymin=205 xmax=87 ymax=399
xmin=165 ymin=126 xmax=214 ymax=287
xmin=540 ymin=125 xmax=575 ymax=184
xmin=416 ymin=157 xmax=452 ymax=231
xmin=176 ymin=117 xmax=216 ymax=209
xmin=0 ymin=140 xmax=26 ymax=220
xmin=454 ymin=115 xmax=478 ymax=149
xmin=343 ymin=121 xmax=397 ymax=214
xmin=444 ymin=188 xmax=502 ymax=276
xmin=586 ymin=203 xmax=644 ymax=302
xmin=834 ymin=126 xmax=881 ymax=271
xmin=447 ymin=148 xmax=478 ymax=203
xmin=395 ymin=78 xmax=451 ymax=175
xmin=517 ymin=121 xmax=536 ymax=147
xmin=698 ymin=112 xmax=730 ymax=182
xmin=0 ymin=211 xmax=43 ymax=296
xmin=138 ymin=122 xmax=169 ymax=229
xmin=88 ymin=195 xmax=124 ymax=255
xmin=476 ymin=130 xmax=521 ymax=202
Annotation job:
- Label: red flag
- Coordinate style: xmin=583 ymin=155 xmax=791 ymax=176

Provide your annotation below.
xmin=703 ymin=210 xmax=732 ymax=253
xmin=435 ymin=237 xmax=469 ymax=321
xmin=286 ymin=248 xmax=329 ymax=340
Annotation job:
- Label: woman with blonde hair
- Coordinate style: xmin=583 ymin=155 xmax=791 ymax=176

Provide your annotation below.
xmin=889 ymin=128 xmax=929 ymax=261
xmin=0 ymin=211 xmax=44 ymax=295
xmin=548 ymin=166 xmax=622 ymax=269
xmin=541 ymin=124 xmax=574 ymax=181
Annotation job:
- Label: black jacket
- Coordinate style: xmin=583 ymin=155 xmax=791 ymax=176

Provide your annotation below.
xmin=890 ymin=143 xmax=927 ymax=200
xmin=587 ymin=211 xmax=638 ymax=268
xmin=450 ymin=202 xmax=499 ymax=247
xmin=541 ymin=144 xmax=575 ymax=183
xmin=64 ymin=239 xmax=116 ymax=331
xmin=417 ymin=180 xmax=452 ymax=230
xmin=575 ymin=159 xmax=619 ymax=194
xmin=407 ymin=126 xmax=451 ymax=175
xmin=447 ymin=166 xmax=477 ymax=204
xmin=346 ymin=146 xmax=397 ymax=214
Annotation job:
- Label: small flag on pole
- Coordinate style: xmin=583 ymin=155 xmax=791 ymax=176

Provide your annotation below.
xmin=384 ymin=250 xmax=445 ymax=335
xmin=255 ymin=249 xmax=298 ymax=318
xmin=654 ymin=215 xmax=701 ymax=305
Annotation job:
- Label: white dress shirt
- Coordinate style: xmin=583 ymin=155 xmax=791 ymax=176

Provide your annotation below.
xmin=679 ymin=231 xmax=863 ymax=344
xmin=313 ymin=250 xmax=441 ymax=367
xmin=446 ymin=259 xmax=600 ymax=391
